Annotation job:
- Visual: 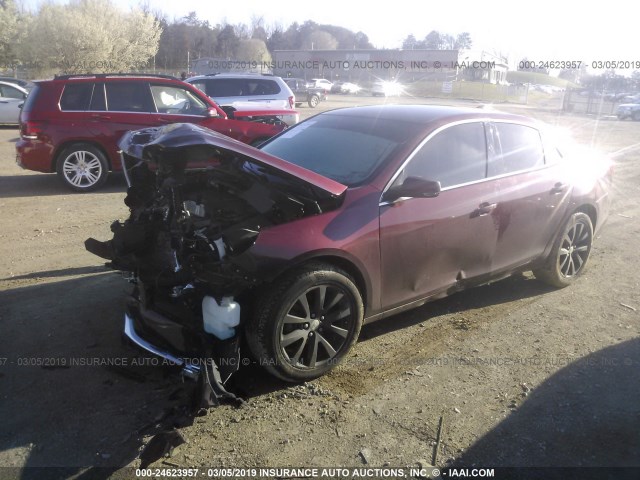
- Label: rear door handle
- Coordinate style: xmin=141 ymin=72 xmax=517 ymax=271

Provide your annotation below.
xmin=551 ymin=182 xmax=567 ymax=194
xmin=90 ymin=113 xmax=111 ymax=120
xmin=476 ymin=202 xmax=497 ymax=216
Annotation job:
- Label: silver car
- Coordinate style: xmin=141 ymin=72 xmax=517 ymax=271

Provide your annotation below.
xmin=615 ymin=102 xmax=640 ymax=121
xmin=0 ymin=81 xmax=28 ymax=125
xmin=186 ymin=73 xmax=299 ymax=125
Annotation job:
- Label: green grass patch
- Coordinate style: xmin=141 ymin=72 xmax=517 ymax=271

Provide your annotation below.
xmin=506 ymin=71 xmax=579 ymax=89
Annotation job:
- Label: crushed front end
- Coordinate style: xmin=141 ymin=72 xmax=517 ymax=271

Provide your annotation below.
xmin=85 ymin=123 xmax=345 ymax=407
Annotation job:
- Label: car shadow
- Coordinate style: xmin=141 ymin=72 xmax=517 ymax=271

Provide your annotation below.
xmin=0 ymin=265 xmax=108 ymax=281
xmin=359 ymin=273 xmax=555 ymax=341
xmin=0 ymin=272 xmax=197 ymax=478
xmin=0 ymin=271 xmax=556 ymax=476
xmin=0 ymin=173 xmax=126 ymax=198
xmin=451 ymin=338 xmax=640 ymax=470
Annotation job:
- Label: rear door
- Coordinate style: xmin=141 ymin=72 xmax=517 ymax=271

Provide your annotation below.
xmin=87 ymin=81 xmax=159 ymax=169
xmin=487 ymin=122 xmax=570 ymax=271
xmin=379 ymin=121 xmax=500 ymax=308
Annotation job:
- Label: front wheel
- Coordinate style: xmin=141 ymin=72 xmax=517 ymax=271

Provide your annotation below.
xmin=533 ymin=212 xmax=593 ymax=288
xmin=56 ymin=144 xmax=109 ymax=192
xmin=246 ymin=264 xmax=364 ymax=382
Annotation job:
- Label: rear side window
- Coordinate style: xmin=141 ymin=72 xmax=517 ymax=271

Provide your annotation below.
xmin=202 ymin=78 xmax=280 ymax=97
xmin=402 ymin=122 xmax=487 ymax=189
xmin=60 ymin=83 xmax=93 ymax=111
xmin=490 ymin=123 xmax=544 ymax=176
xmin=105 ymin=82 xmax=154 ymax=112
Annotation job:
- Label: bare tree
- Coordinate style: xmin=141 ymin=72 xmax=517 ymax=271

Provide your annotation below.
xmin=23 ymin=0 xmax=162 ymax=75
xmin=236 ymin=38 xmax=271 ymax=64
xmin=0 ymin=0 xmax=19 ymax=64
xmin=301 ymin=30 xmax=338 ymax=50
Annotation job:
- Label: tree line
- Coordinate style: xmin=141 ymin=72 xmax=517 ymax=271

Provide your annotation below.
xmin=0 ymin=0 xmax=479 ymax=76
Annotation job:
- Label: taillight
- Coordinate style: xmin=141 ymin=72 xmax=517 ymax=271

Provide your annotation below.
xmin=288 ymin=95 xmax=294 ymax=109
xmin=21 ymin=121 xmax=44 ymax=140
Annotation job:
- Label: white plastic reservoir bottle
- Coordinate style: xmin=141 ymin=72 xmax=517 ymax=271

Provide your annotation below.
xmin=202 ymin=296 xmax=240 ymax=340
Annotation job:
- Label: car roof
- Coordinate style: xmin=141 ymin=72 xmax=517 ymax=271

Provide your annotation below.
xmin=188 ymin=73 xmax=280 ymax=80
xmin=321 ymin=104 xmax=534 ymax=127
xmin=0 ymin=81 xmax=28 ymax=94
xmin=35 ymin=74 xmax=182 ymax=85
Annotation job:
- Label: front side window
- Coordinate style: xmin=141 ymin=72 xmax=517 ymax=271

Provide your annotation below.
xmin=398 ymin=122 xmax=487 ymax=189
xmin=489 ymin=123 xmax=544 ymax=176
xmin=150 ymin=85 xmax=208 ymax=115
xmin=0 ymin=84 xmax=25 ymax=99
xmin=105 ymin=82 xmax=154 ymax=112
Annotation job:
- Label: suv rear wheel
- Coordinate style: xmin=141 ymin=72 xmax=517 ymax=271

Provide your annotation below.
xmin=56 ymin=144 xmax=109 ymax=192
xmin=308 ymin=94 xmax=320 ymax=108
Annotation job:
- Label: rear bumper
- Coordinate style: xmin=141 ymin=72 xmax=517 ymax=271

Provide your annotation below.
xmin=15 ymin=138 xmax=54 ymax=173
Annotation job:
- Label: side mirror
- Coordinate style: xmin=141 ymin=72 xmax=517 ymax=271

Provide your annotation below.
xmin=384 ymin=176 xmax=441 ymax=203
xmin=205 ymin=107 xmax=219 ymax=118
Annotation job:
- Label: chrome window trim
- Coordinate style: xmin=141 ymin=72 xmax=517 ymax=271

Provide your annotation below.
xmin=379 ymin=118 xmax=549 ymax=206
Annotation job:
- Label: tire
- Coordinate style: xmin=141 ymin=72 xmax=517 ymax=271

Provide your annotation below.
xmin=56 ymin=143 xmax=109 ymax=192
xmin=246 ymin=263 xmax=364 ymax=382
xmin=308 ymin=95 xmax=320 ymax=108
xmin=533 ymin=212 xmax=593 ymax=288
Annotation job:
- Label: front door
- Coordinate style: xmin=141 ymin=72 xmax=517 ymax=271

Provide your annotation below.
xmin=379 ymin=121 xmax=500 ymax=309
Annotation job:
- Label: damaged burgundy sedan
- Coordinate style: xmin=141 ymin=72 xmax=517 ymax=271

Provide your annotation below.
xmin=86 ymin=105 xmax=612 ymax=392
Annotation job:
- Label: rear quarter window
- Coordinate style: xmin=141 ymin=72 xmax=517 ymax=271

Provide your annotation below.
xmin=20 ymin=84 xmax=40 ymax=113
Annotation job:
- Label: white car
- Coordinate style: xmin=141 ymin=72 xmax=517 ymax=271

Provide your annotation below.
xmin=186 ymin=73 xmax=299 ymax=125
xmin=371 ymin=80 xmax=404 ymax=97
xmin=0 ymin=81 xmax=28 ymax=125
xmin=308 ymin=78 xmax=333 ymax=92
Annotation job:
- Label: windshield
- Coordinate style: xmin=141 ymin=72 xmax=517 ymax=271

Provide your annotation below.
xmin=260 ymin=112 xmax=423 ymax=186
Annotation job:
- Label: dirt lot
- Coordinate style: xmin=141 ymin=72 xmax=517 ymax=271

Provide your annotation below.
xmin=0 ymin=96 xmax=639 ymax=479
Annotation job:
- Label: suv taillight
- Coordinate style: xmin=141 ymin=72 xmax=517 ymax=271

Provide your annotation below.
xmin=21 ymin=121 xmax=44 ymax=140
xmin=288 ymin=95 xmax=294 ymax=109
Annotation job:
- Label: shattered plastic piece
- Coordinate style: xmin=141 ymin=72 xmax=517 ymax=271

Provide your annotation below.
xmin=139 ymin=429 xmax=186 ymax=468
xmin=193 ymin=352 xmax=244 ymax=414
xmin=359 ymin=448 xmax=372 ymax=464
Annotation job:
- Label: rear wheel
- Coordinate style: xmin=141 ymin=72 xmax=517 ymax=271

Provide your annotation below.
xmin=246 ymin=264 xmax=363 ymax=382
xmin=533 ymin=212 xmax=593 ymax=288
xmin=56 ymin=143 xmax=109 ymax=192
xmin=308 ymin=95 xmax=320 ymax=108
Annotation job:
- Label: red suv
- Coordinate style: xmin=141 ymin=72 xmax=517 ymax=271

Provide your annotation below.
xmin=16 ymin=74 xmax=292 ymax=192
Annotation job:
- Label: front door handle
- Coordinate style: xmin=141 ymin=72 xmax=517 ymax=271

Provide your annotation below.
xmin=475 ymin=202 xmax=497 ymax=216
xmin=551 ymin=182 xmax=567 ymax=194
xmin=90 ymin=113 xmax=111 ymax=120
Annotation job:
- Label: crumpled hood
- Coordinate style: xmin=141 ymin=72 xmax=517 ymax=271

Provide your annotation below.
xmin=118 ymin=123 xmax=347 ymax=200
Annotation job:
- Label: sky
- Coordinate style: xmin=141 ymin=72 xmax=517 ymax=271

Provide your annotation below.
xmin=23 ymin=0 xmax=635 ymax=71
